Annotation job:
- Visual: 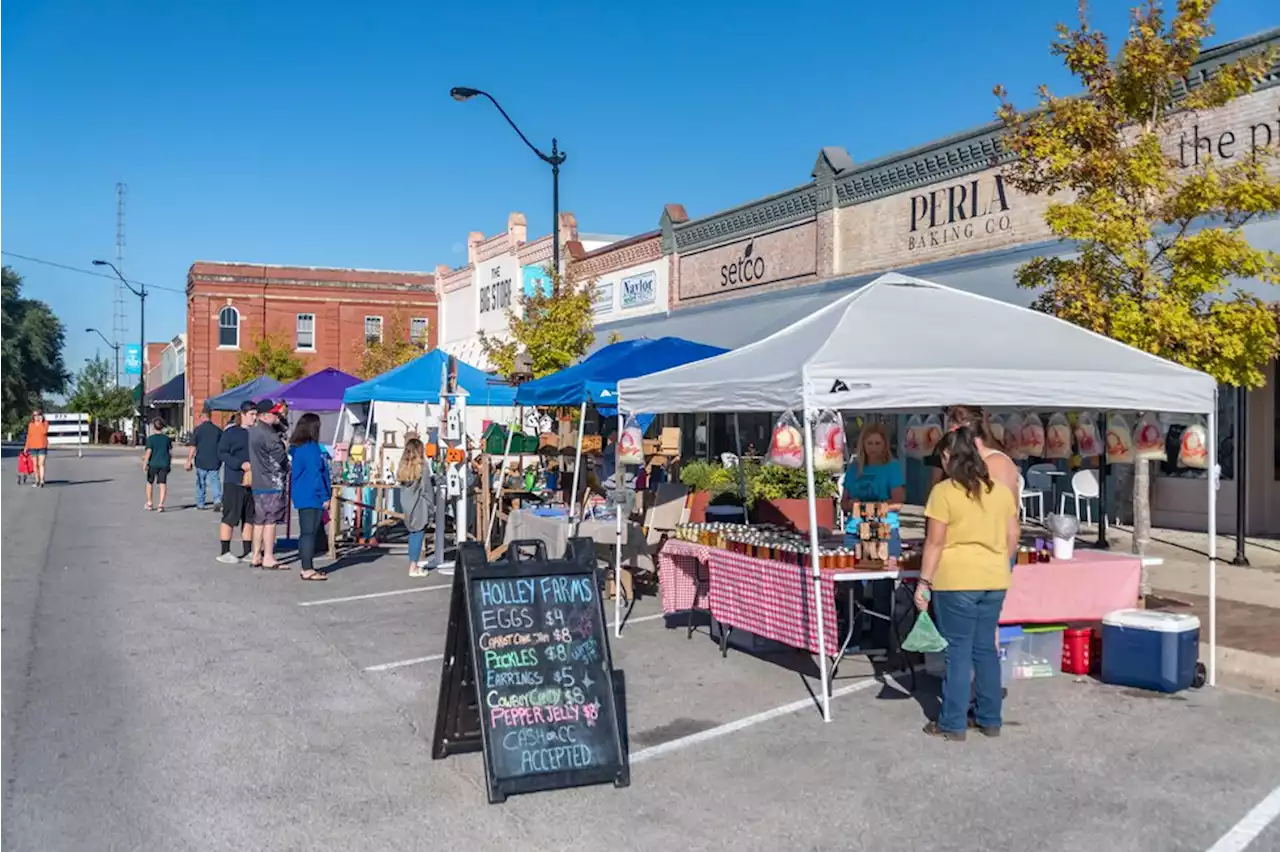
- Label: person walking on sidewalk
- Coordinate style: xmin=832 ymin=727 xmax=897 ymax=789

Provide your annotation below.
xmin=248 ymin=400 xmax=289 ymax=570
xmin=23 ymin=408 xmax=50 ymax=487
xmin=142 ymin=418 xmax=174 ymax=512
xmin=185 ymin=405 xmax=223 ymax=510
xmin=289 ymin=412 xmax=331 ymax=581
xmin=216 ymin=402 xmax=257 ymax=563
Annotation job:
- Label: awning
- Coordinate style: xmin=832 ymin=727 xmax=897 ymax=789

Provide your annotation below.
xmin=145 ymin=373 xmax=186 ymax=406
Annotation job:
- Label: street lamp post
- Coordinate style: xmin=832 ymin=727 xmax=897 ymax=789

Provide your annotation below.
xmin=86 ymin=327 xmax=121 ymax=386
xmin=92 ymin=260 xmax=146 ymax=444
xmin=450 ymin=87 xmax=567 ymax=275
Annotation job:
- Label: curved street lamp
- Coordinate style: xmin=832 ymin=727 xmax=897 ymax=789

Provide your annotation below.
xmin=85 ymin=327 xmax=122 ymax=386
xmin=92 ymin=260 xmax=147 ymax=444
xmin=451 ymin=86 xmax=567 ymax=274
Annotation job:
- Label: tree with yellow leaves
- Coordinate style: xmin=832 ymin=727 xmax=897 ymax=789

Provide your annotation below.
xmin=480 ymin=264 xmax=596 ymax=381
xmin=996 ymin=0 xmax=1280 ymax=557
xmin=352 ymin=310 xmax=431 ymax=379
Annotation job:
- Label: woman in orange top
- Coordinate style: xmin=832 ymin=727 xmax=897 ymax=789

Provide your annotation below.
xmin=23 ymin=408 xmax=50 ymax=487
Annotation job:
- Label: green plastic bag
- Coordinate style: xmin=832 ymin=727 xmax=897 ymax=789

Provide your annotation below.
xmin=902 ymin=610 xmax=948 ymax=654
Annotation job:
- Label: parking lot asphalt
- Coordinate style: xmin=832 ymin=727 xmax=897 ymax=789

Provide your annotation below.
xmin=4 ymin=449 xmax=1279 ymax=852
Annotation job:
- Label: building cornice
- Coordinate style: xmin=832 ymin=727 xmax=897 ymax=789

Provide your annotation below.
xmin=669 ymin=184 xmax=818 ymax=254
xmin=830 ymin=28 xmax=1280 ymax=207
xmin=571 ymin=234 xmax=663 ymax=279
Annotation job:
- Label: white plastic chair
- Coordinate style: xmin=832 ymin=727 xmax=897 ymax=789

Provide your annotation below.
xmin=1018 ymin=472 xmax=1044 ymax=523
xmin=1060 ymin=469 xmax=1100 ymax=524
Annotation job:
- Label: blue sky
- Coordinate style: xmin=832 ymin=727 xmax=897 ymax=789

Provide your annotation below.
xmin=2 ymin=0 xmax=1274 ymax=376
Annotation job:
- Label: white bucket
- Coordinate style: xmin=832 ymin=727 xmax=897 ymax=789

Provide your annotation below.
xmin=1053 ymin=536 xmax=1075 ymax=560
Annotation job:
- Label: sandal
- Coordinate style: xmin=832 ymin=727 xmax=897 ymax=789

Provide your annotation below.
xmin=261 ymin=561 xmax=288 ymax=571
xmin=144 ymin=502 xmax=153 ymax=511
xmin=300 ymin=570 xmax=328 ymax=581
xmin=156 ymin=506 xmax=165 ymax=513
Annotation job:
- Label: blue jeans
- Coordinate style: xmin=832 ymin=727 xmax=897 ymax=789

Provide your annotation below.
xmin=933 ymin=589 xmax=1007 ymax=733
xmin=196 ymin=468 xmax=223 ymax=508
xmin=407 ymin=530 xmax=426 ymax=564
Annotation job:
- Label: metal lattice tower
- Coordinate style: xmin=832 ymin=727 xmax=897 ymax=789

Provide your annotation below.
xmin=112 ymin=182 xmax=128 ymax=385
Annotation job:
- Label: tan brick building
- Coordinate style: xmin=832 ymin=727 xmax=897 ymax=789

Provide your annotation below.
xmin=185 ymin=262 xmax=437 ymax=423
xmin=577 ymin=29 xmax=1280 ymax=535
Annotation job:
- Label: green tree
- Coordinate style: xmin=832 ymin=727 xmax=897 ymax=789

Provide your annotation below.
xmin=995 ymin=0 xmax=1280 ymax=561
xmin=67 ymin=356 xmax=135 ymax=441
xmin=221 ymin=333 xmax=306 ymax=389
xmin=481 ymin=265 xmax=596 ymax=380
xmin=2 ymin=266 xmax=69 ymax=432
xmin=352 ymin=310 xmax=429 ymax=379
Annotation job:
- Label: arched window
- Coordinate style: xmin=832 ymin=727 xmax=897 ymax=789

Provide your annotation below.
xmin=218 ymin=306 xmax=240 ymax=348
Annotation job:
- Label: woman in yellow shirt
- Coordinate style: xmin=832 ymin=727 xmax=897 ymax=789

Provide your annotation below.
xmin=914 ymin=426 xmax=1020 ymax=741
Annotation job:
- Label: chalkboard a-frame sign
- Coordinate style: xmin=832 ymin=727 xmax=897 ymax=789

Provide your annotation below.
xmin=432 ymin=538 xmax=630 ymax=804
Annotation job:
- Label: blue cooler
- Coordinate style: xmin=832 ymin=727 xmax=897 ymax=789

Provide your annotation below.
xmin=1101 ymin=609 xmax=1200 ymax=693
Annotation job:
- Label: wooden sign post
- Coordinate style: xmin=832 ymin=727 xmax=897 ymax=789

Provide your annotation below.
xmin=432 ymin=538 xmax=630 ymax=803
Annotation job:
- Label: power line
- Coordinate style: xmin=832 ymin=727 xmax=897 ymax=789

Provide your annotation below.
xmin=0 ymin=250 xmax=186 ymax=294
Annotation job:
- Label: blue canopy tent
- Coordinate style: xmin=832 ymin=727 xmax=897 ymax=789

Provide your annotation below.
xmin=510 ymin=337 xmax=728 ymax=638
xmin=206 ymin=376 xmax=282 ymax=412
xmin=342 ymin=350 xmax=515 ymax=407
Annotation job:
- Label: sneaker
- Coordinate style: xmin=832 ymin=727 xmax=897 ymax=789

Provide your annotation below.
xmin=212 ymin=503 xmax=222 ymax=511
xmin=436 ymin=564 xmax=455 ymax=577
xmin=216 ymin=552 xmax=241 ymax=564
xmin=408 ymin=566 xmax=426 ymax=578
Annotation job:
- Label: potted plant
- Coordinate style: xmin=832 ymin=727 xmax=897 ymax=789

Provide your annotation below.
xmin=745 ymin=463 xmax=839 ymax=533
xmin=678 ymin=460 xmax=738 ymax=523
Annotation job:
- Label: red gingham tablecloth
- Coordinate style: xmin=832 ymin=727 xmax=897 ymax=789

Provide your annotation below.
xmin=706 ymin=549 xmax=839 ymax=656
xmin=658 ymin=539 xmax=714 ymax=614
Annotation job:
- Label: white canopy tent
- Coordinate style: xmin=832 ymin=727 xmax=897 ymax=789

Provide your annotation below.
xmin=618 ymin=272 xmax=1220 ymax=721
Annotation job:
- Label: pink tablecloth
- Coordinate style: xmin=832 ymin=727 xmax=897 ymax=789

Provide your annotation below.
xmin=658 ymin=539 xmax=715 ymax=614
xmin=999 ymin=550 xmax=1142 ymax=624
xmin=706 ymin=550 xmax=839 ymax=656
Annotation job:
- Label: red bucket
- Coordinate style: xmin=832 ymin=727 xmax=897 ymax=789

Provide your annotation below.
xmin=1062 ymin=627 xmax=1093 ymax=675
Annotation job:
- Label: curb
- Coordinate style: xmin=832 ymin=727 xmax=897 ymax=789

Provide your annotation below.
xmin=1203 ymin=642 xmax=1280 ymax=687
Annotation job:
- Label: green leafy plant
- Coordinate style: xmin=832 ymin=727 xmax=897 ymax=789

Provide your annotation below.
xmin=482 ymin=264 xmax=597 ymax=381
xmin=745 ymin=463 xmax=838 ymax=509
xmin=678 ymin=460 xmax=737 ymax=496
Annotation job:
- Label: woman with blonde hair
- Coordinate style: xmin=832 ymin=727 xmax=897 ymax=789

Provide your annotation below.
xmin=397 ymin=438 xmax=436 ymax=577
xmin=841 ymin=421 xmax=906 ymax=651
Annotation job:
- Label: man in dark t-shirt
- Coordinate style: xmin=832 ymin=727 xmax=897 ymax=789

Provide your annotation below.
xmin=143 ymin=418 xmax=174 ymax=511
xmin=186 ymin=405 xmax=224 ymax=510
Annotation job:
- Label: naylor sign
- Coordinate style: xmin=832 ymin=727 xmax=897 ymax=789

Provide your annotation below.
xmin=619 ymin=271 xmax=656 ymax=309
xmin=678 ymin=221 xmax=817 ymax=300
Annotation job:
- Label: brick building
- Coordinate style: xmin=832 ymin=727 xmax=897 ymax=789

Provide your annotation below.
xmin=186 ymin=262 xmax=437 ymax=422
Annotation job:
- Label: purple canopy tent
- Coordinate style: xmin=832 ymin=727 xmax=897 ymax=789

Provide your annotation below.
xmin=268 ymin=368 xmax=361 ymax=412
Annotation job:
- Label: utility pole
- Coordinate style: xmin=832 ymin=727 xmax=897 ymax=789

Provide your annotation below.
xmin=112 ymin=183 xmax=128 ymax=387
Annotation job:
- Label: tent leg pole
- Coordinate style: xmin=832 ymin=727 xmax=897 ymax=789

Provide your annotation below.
xmin=802 ymin=403 xmax=832 ymax=722
xmin=569 ymin=401 xmax=587 ymax=518
xmin=486 ymin=406 xmax=519 ymax=546
xmin=334 ymin=403 xmax=347 ymax=445
xmin=1207 ymin=392 xmax=1218 ymax=687
xmin=615 ymin=411 xmax=624 ymax=638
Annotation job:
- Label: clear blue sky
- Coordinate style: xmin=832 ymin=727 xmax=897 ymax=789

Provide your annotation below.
xmin=2 ymin=0 xmax=1274 ymax=376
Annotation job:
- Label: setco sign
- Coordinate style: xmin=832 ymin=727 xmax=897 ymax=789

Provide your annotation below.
xmin=678 ymin=221 xmax=817 ymax=300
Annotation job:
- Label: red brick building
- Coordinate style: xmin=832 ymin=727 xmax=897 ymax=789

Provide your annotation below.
xmin=186 ymin=262 xmax=437 ymax=417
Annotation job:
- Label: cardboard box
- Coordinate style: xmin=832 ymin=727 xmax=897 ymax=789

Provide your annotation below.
xmin=660 ymin=427 xmax=681 ymax=455
xmin=605 ymin=566 xmax=634 ymax=602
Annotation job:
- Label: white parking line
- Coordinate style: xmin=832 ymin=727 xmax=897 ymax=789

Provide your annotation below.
xmin=296 ymin=583 xmax=452 ymax=607
xmin=360 ymin=612 xmax=669 ymax=673
xmin=364 ymin=653 xmax=445 ymax=672
xmin=1207 ymin=783 xmax=1280 ymax=852
xmin=631 ymin=673 xmax=905 ymax=765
